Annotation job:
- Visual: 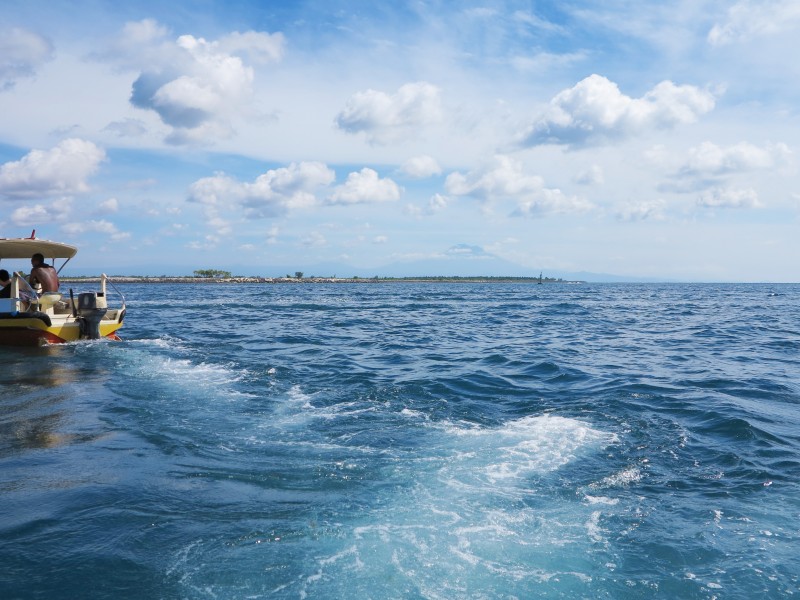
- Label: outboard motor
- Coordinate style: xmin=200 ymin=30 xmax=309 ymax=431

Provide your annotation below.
xmin=77 ymin=292 xmax=107 ymax=339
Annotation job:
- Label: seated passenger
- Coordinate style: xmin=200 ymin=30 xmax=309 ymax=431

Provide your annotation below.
xmin=0 ymin=269 xmax=10 ymax=298
xmin=29 ymin=253 xmax=60 ymax=294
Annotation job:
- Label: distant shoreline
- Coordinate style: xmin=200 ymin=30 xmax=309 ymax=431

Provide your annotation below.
xmin=61 ymin=276 xmax=580 ymax=284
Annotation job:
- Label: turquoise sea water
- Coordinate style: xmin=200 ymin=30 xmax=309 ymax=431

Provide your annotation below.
xmin=1 ymin=282 xmax=799 ymax=599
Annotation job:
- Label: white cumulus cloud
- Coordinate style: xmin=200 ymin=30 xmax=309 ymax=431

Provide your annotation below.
xmin=244 ymin=162 xmax=335 ymax=215
xmin=445 ymin=155 xmax=544 ymax=200
xmin=327 ymin=168 xmax=401 ymax=205
xmin=0 ymin=139 xmax=106 ymax=199
xmin=446 ymin=155 xmax=591 ymax=216
xmin=519 ymin=74 xmax=715 ymax=148
xmin=104 ymin=19 xmax=285 ymax=145
xmin=335 ymin=82 xmax=442 ymax=144
xmin=188 ymin=161 xmax=336 ymax=218
xmin=0 ymin=27 xmax=54 ymax=91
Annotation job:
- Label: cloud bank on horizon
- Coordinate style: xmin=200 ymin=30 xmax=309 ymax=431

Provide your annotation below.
xmin=0 ymin=0 xmax=798 ymax=281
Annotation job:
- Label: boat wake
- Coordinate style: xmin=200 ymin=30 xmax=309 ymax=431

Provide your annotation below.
xmin=164 ymin=400 xmax=625 ymax=598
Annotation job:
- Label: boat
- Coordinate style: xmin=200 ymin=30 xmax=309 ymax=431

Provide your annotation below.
xmin=0 ymin=234 xmax=126 ymax=346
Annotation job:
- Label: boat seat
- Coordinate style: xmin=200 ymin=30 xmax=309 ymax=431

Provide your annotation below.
xmin=37 ymin=292 xmax=63 ymax=311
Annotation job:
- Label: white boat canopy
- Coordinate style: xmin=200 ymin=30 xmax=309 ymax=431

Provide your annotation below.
xmin=0 ymin=238 xmax=78 ymax=260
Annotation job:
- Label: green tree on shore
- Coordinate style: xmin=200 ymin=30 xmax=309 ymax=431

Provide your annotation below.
xmin=194 ymin=269 xmax=231 ymax=278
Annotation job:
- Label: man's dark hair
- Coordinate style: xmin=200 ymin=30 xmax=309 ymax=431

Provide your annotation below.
xmin=0 ymin=269 xmax=9 ymax=281
xmin=32 ymin=253 xmax=44 ymax=263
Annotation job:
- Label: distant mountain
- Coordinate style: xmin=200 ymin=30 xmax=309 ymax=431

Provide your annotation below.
xmin=367 ymin=246 xmax=674 ymax=282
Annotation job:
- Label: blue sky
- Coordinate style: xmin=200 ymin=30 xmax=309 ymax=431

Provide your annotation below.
xmin=1 ymin=0 xmax=799 ymax=280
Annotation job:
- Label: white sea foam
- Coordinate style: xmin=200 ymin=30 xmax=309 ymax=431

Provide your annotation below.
xmin=114 ymin=334 xmax=243 ymax=385
xmin=435 ymin=414 xmax=616 ymax=487
xmin=591 ymin=466 xmax=642 ymax=489
xmin=585 ymin=495 xmax=620 ymax=505
xmin=107 ymin=340 xmax=262 ymax=413
xmin=123 ymin=335 xmax=183 ymax=349
xmin=585 ymin=510 xmax=606 ymax=542
xmin=429 ymin=507 xmax=462 ymax=526
xmin=266 ymin=386 xmax=370 ymax=436
xmin=318 ymin=544 xmax=360 ymax=567
xmin=269 ymin=386 xmax=389 ymax=432
xmin=291 ymin=412 xmax=620 ymax=597
xmin=285 ymin=384 xmax=316 ymax=410
xmin=400 ymin=407 xmax=427 ymax=420
xmin=156 ymin=357 xmax=243 ymax=386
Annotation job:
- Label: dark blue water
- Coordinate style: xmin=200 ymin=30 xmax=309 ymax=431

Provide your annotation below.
xmin=2 ymin=283 xmax=799 ymax=598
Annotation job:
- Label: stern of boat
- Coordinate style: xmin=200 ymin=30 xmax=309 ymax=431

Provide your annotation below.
xmin=0 ymin=273 xmax=126 ymax=346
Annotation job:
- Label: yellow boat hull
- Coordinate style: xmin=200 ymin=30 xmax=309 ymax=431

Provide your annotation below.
xmin=0 ymin=314 xmax=123 ymax=346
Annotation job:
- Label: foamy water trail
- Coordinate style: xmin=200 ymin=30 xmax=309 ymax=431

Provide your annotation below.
xmin=159 ymin=394 xmax=626 ymax=598
xmin=288 ymin=412 xmax=620 ymax=598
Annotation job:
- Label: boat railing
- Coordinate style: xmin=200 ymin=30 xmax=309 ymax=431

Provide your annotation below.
xmin=0 ymin=273 xmax=127 ymax=317
xmin=101 ymin=274 xmax=127 ymax=313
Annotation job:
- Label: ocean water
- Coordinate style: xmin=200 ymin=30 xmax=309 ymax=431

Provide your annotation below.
xmin=1 ymin=282 xmax=799 ymax=599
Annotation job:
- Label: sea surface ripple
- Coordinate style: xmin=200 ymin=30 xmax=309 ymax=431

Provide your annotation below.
xmin=1 ymin=282 xmax=799 ymax=599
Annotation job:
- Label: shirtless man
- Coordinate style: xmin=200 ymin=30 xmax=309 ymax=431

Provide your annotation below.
xmin=29 ymin=253 xmax=60 ymax=293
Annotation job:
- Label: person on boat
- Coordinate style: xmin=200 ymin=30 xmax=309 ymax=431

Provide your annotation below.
xmin=29 ymin=253 xmax=60 ymax=294
xmin=0 ymin=269 xmax=10 ymax=298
